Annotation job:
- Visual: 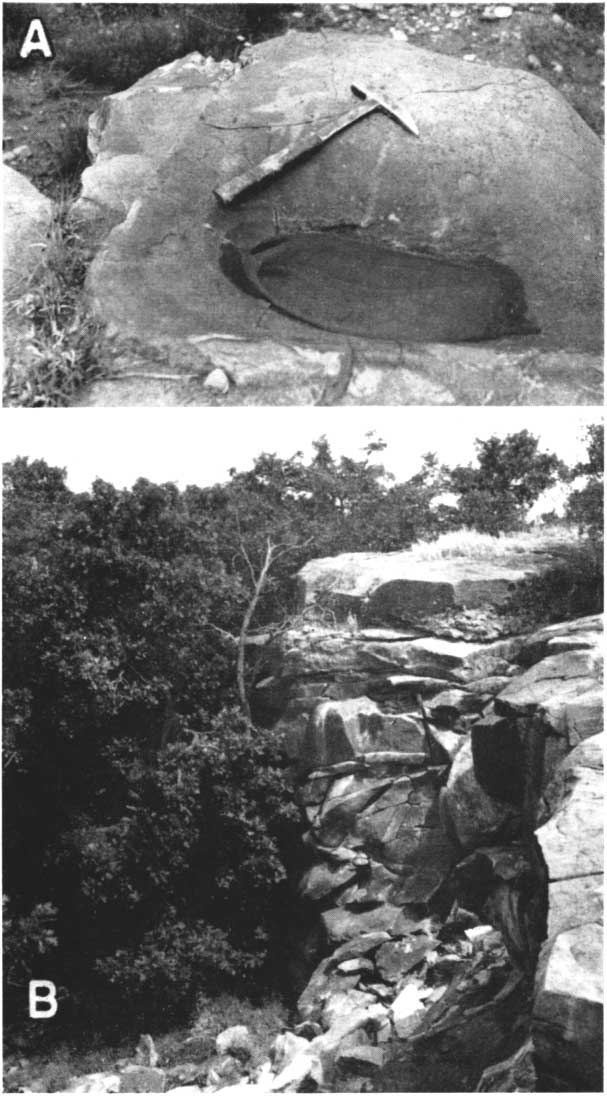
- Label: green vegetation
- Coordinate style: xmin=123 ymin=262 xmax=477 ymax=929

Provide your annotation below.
xmin=3 ymin=202 xmax=105 ymax=407
xmin=3 ymin=426 xmax=602 ymax=1058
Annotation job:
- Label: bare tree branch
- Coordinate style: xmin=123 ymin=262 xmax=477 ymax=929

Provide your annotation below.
xmin=237 ymin=538 xmax=276 ymax=718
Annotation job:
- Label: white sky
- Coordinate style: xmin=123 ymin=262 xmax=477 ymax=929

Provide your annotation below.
xmin=2 ymin=407 xmax=600 ymax=493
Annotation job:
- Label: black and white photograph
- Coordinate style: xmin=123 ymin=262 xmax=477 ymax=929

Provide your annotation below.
xmin=2 ymin=406 xmax=604 ymax=1092
xmin=3 ymin=2 xmax=603 ymax=407
xmin=2 ymin=1 xmax=604 ymax=1094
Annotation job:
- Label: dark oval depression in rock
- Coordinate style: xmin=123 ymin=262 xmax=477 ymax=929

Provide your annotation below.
xmin=221 ymin=232 xmax=539 ymax=344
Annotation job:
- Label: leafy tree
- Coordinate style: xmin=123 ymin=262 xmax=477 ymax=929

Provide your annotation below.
xmin=449 ymin=431 xmax=565 ymax=534
xmin=565 ymin=423 xmax=604 ymax=540
xmin=3 ymin=461 xmax=298 ymax=1040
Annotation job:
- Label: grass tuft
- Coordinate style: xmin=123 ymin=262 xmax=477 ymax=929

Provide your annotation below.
xmin=406 ymin=525 xmax=580 ymax=562
xmin=188 ymin=992 xmax=288 ymax=1063
xmin=3 ymin=200 xmax=106 ymax=407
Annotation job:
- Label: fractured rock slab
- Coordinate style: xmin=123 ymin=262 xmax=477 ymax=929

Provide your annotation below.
xmin=441 ymin=738 xmax=520 ymax=851
xmin=297 ymin=549 xmax=568 ymax=622
xmin=531 ymin=733 xmax=604 ymax=1091
xmin=322 ymin=904 xmax=417 ymax=945
xmin=298 ymin=696 xmax=424 ymax=771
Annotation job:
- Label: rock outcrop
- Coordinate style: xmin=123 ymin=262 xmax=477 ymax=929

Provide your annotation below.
xmin=253 ymin=548 xmax=602 ymax=1092
xmin=73 ymin=33 xmax=602 ymax=405
xmin=531 ymin=733 xmax=604 ymax=1091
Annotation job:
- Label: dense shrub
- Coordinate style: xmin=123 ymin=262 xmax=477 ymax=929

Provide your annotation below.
xmin=3 ymin=901 xmax=59 ymax=1033
xmin=554 ymin=4 xmax=604 ymax=30
xmin=5 ymin=706 xmax=299 ymax=1039
xmin=501 ymin=540 xmax=603 ymax=630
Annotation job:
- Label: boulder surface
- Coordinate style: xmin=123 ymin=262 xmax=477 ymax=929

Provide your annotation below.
xmin=74 ymin=33 xmax=602 ymax=405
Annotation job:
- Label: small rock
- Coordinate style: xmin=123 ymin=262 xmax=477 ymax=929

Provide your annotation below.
xmin=551 ymin=61 xmax=564 ymax=75
xmin=217 ymin=1055 xmax=245 ymax=1082
xmin=216 ymin=1025 xmax=252 ymax=1062
xmin=328 ymin=933 xmax=390 ymax=960
xmin=270 ymin=1047 xmax=321 ymax=1091
xmin=376 ymin=1017 xmax=393 ymax=1043
xmin=477 ymin=1037 xmax=537 ymax=1091
xmin=366 ymin=982 xmax=394 ymax=1001
xmin=203 ymin=367 xmax=230 ymax=394
xmin=428 ymin=725 xmax=464 ymax=763
xmin=430 ymin=952 xmax=465 ymax=978
xmin=294 ymin=1020 xmax=322 ymax=1040
xmin=462 ymin=53 xmax=477 ymax=62
xmin=135 ymin=1035 xmax=159 ymax=1069
xmin=480 ymin=4 xmax=513 ymax=19
xmin=271 ymin=1031 xmax=310 ymax=1074
xmin=118 ymin=1066 xmax=166 ymax=1093
xmin=322 ymin=988 xmax=377 ymax=1029
xmin=465 ymin=924 xmax=494 ymax=943
xmin=336 ymin=1044 xmax=385 ymax=1072
xmin=427 ymin=984 xmax=448 ymax=1004
xmin=337 ymin=957 xmax=375 ymax=975
xmin=68 ymin=1073 xmax=121 ymax=1093
xmin=163 ymin=1064 xmax=205 ymax=1089
xmin=552 ymin=12 xmax=564 ymax=24
xmin=376 ymin=937 xmax=434 ymax=983
xmin=164 ymin=1089 xmax=202 ymax=1095
xmin=3 ymin=144 xmax=32 ymax=162
xmin=207 ymin=1053 xmax=244 ymax=1087
xmin=527 ymin=53 xmax=542 ymax=70
xmin=389 ymin=28 xmax=408 ymax=40
xmin=390 ymin=983 xmax=425 ymax=1038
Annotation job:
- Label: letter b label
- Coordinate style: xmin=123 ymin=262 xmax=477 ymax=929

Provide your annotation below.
xmin=29 ymin=980 xmax=58 ymax=1018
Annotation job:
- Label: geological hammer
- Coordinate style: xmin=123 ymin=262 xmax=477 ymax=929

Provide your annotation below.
xmin=214 ymin=82 xmax=419 ymax=205
xmin=350 ymin=81 xmax=420 ymax=138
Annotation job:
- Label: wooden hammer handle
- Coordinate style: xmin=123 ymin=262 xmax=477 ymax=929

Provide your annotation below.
xmin=214 ymin=100 xmax=377 ymax=205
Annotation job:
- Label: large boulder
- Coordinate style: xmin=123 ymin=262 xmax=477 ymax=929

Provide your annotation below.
xmin=495 ymin=649 xmax=603 ymax=748
xmin=297 ymin=546 xmax=568 ymax=622
xmin=295 ymin=697 xmax=425 ymax=771
xmin=74 ymin=33 xmax=602 ymax=405
xmin=441 ymin=738 xmax=520 ymax=851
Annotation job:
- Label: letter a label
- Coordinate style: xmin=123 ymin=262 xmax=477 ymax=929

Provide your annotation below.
xmin=20 ymin=19 xmax=53 ymax=59
xmin=29 ymin=980 xmax=58 ymax=1018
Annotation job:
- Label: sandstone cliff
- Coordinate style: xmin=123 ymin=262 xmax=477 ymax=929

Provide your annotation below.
xmin=250 ymin=548 xmax=603 ymax=1092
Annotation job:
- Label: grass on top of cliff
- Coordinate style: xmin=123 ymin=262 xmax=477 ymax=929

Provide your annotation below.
xmin=406 ymin=525 xmax=601 ymax=626
xmin=407 ymin=525 xmax=581 ymax=561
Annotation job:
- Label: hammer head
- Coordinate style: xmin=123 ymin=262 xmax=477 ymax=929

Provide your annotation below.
xmin=351 ymin=82 xmax=420 ymax=137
